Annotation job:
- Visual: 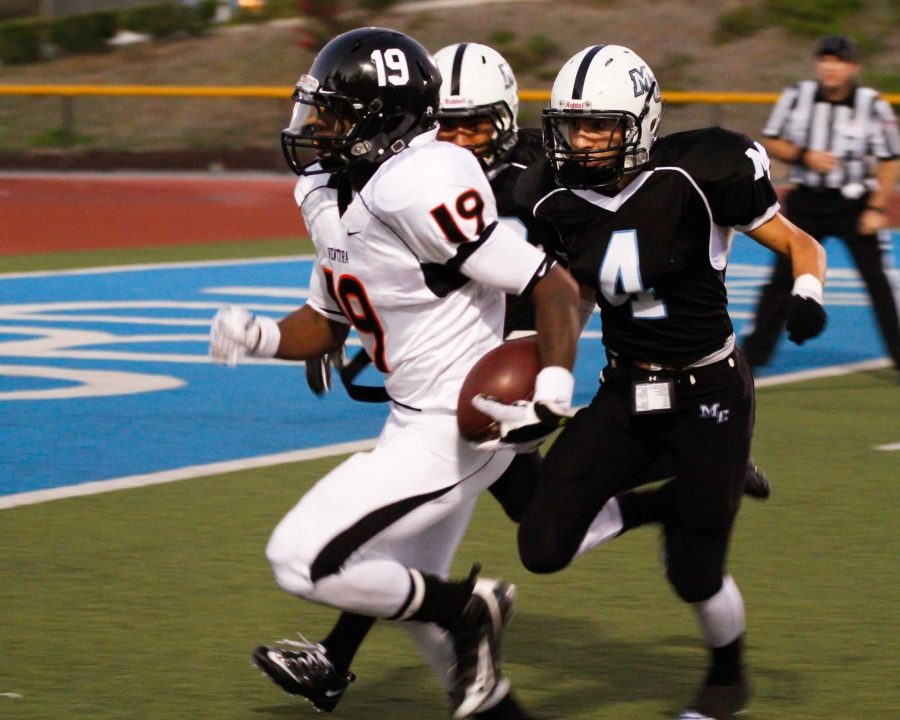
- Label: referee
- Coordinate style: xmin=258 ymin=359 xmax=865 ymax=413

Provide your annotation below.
xmin=742 ymin=35 xmax=900 ymax=371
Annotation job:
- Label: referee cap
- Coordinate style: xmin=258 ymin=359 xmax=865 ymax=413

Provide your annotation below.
xmin=815 ymin=35 xmax=858 ymax=61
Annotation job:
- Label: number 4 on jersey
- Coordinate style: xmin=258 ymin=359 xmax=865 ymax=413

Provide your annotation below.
xmin=599 ymin=229 xmax=667 ymax=319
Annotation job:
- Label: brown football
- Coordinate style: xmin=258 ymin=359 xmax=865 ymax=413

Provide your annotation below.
xmin=457 ymin=336 xmax=541 ymax=441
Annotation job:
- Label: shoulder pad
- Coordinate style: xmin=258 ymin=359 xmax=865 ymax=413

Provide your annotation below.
xmin=650 ymin=127 xmax=762 ymax=185
xmin=293 ymin=171 xmax=332 ymax=208
xmin=513 ymin=158 xmax=557 ymax=211
xmin=507 ymin=128 xmax=545 ymax=166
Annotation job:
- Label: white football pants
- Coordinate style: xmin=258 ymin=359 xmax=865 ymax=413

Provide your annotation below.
xmin=265 ymin=406 xmax=514 ymax=683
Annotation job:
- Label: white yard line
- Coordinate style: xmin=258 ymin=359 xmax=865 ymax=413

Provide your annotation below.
xmin=0 ymin=439 xmax=377 ymax=510
xmin=3 ymin=357 xmax=893 ymax=510
xmin=753 ymin=357 xmax=892 ymax=387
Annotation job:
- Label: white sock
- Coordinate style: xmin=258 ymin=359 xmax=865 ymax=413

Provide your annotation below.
xmin=575 ymin=498 xmax=624 ymax=558
xmin=692 ymin=575 xmax=746 ymax=647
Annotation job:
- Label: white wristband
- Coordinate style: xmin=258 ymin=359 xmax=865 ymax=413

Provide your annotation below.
xmin=791 ymin=273 xmax=824 ymax=305
xmin=253 ymin=315 xmax=281 ymax=358
xmin=534 ymin=366 xmax=574 ymax=409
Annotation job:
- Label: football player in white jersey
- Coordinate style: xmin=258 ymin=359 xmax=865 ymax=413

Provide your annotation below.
xmin=208 ymin=28 xmax=580 ymax=720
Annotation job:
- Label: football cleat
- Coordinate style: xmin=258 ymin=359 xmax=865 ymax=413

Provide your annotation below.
xmin=449 ymin=577 xmax=518 ymax=719
xmin=677 ymin=675 xmax=750 ymax=719
xmin=252 ymin=637 xmax=355 ymax=713
xmin=743 ymin=460 xmax=771 ymax=500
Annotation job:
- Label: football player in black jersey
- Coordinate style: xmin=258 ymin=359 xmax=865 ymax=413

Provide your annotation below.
xmin=433 ymin=42 xmax=559 ymax=338
xmin=474 ymin=45 xmax=827 ymax=720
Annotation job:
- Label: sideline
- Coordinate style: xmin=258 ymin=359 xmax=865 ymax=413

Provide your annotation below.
xmin=754 ymin=357 xmax=892 ymax=387
xmin=0 ymin=440 xmax=377 ymax=510
xmin=2 ymin=357 xmax=893 ymax=510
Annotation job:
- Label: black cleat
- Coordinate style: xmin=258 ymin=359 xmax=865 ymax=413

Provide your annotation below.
xmin=677 ymin=674 xmax=750 ymax=719
xmin=743 ymin=460 xmax=771 ymax=500
xmin=252 ymin=638 xmax=355 ymax=713
xmin=449 ymin=577 xmax=517 ymax=719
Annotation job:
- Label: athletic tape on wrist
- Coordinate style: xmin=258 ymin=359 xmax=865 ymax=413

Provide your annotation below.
xmin=534 ymin=366 xmax=574 ymax=408
xmin=253 ymin=316 xmax=281 ymax=358
xmin=791 ymin=273 xmax=824 ymax=305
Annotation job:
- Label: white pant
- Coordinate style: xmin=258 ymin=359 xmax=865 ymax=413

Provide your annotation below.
xmin=266 ymin=405 xmax=514 ymax=617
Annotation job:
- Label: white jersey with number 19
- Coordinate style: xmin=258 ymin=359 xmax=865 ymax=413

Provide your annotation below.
xmin=295 ymin=129 xmax=551 ymax=412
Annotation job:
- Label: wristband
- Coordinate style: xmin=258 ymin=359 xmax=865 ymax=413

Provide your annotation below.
xmin=796 ymin=146 xmax=808 ymax=165
xmin=534 ymin=366 xmax=574 ymax=409
xmin=865 ymin=206 xmax=885 ymax=213
xmin=791 ymin=273 xmax=824 ymax=305
xmin=253 ymin=315 xmax=281 ymax=358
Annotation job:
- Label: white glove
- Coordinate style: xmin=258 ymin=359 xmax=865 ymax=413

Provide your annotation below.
xmin=471 ymin=366 xmax=575 ymax=453
xmin=209 ymin=306 xmax=280 ymax=367
xmin=471 ymin=396 xmax=574 ymax=453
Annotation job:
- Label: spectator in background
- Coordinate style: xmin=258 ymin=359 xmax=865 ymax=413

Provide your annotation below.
xmin=742 ymin=34 xmax=900 ymax=371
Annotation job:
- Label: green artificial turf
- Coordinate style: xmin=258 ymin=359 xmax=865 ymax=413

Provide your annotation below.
xmin=2 ymin=241 xmax=897 ymax=719
xmin=1 ymin=369 xmax=898 ymax=720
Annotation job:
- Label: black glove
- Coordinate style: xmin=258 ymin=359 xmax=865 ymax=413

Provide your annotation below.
xmin=785 ymin=295 xmax=827 ymax=345
xmin=305 ymin=353 xmax=333 ymax=396
xmin=305 ymin=348 xmax=347 ymax=396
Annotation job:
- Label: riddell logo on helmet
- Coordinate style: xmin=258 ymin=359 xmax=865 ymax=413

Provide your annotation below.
xmin=442 ymin=96 xmax=475 ymax=106
xmin=560 ymin=99 xmax=592 ymax=111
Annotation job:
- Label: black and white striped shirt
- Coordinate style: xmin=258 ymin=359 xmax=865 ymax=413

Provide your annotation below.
xmin=762 ymin=80 xmax=900 ymax=190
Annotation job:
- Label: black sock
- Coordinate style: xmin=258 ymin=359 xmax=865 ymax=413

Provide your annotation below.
xmin=473 ymin=691 xmax=531 ymax=720
xmin=321 ymin=612 xmax=376 ymax=674
xmin=617 ymin=478 xmax=677 ymax=530
xmin=408 ymin=569 xmax=476 ymax=630
xmin=707 ymin=635 xmax=744 ymax=685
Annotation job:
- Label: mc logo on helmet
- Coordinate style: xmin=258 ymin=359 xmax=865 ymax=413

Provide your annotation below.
xmin=629 ymin=66 xmax=659 ymax=100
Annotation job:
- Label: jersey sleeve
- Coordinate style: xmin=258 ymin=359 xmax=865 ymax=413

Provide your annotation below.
xmin=691 ymin=129 xmax=780 ymax=232
xmin=371 ymin=143 xmax=549 ymax=294
xmin=294 ymin=175 xmax=349 ymax=324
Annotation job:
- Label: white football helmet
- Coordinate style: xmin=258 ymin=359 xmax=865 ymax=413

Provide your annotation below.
xmin=543 ymin=44 xmax=663 ymax=188
xmin=433 ymin=42 xmax=518 ymax=167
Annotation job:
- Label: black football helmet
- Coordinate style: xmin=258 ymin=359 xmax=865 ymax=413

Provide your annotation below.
xmin=281 ymin=27 xmax=442 ymax=176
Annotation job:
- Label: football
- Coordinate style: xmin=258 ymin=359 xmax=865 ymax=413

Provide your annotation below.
xmin=457 ymin=335 xmax=542 ymax=442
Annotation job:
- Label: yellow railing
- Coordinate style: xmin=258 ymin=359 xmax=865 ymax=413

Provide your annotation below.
xmin=0 ymin=84 xmax=291 ymax=98
xmin=1 ymin=85 xmax=897 ymax=104
xmin=1 ymin=84 xmax=897 ymax=104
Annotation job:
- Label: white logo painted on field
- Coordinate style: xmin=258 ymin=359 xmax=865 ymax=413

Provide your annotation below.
xmin=0 ymin=297 xmax=299 ymax=401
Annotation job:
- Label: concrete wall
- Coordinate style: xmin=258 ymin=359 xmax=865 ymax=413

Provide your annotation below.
xmin=36 ymin=0 xmax=198 ymax=18
xmin=0 ymin=0 xmax=40 ymax=20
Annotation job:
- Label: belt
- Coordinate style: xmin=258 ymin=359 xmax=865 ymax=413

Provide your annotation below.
xmin=607 ymin=356 xmax=680 ymax=372
xmin=607 ymin=351 xmax=738 ymax=374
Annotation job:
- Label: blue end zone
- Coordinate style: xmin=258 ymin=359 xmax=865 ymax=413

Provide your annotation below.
xmin=1 ymin=233 xmax=897 ymax=497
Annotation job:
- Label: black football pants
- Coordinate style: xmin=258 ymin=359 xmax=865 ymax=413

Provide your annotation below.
xmin=518 ymin=350 xmax=754 ymax=602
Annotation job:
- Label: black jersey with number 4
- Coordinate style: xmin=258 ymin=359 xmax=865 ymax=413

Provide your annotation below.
xmin=519 ymin=127 xmax=779 ymax=367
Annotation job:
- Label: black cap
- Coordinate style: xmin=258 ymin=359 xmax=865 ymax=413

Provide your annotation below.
xmin=815 ymin=35 xmax=858 ymax=61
